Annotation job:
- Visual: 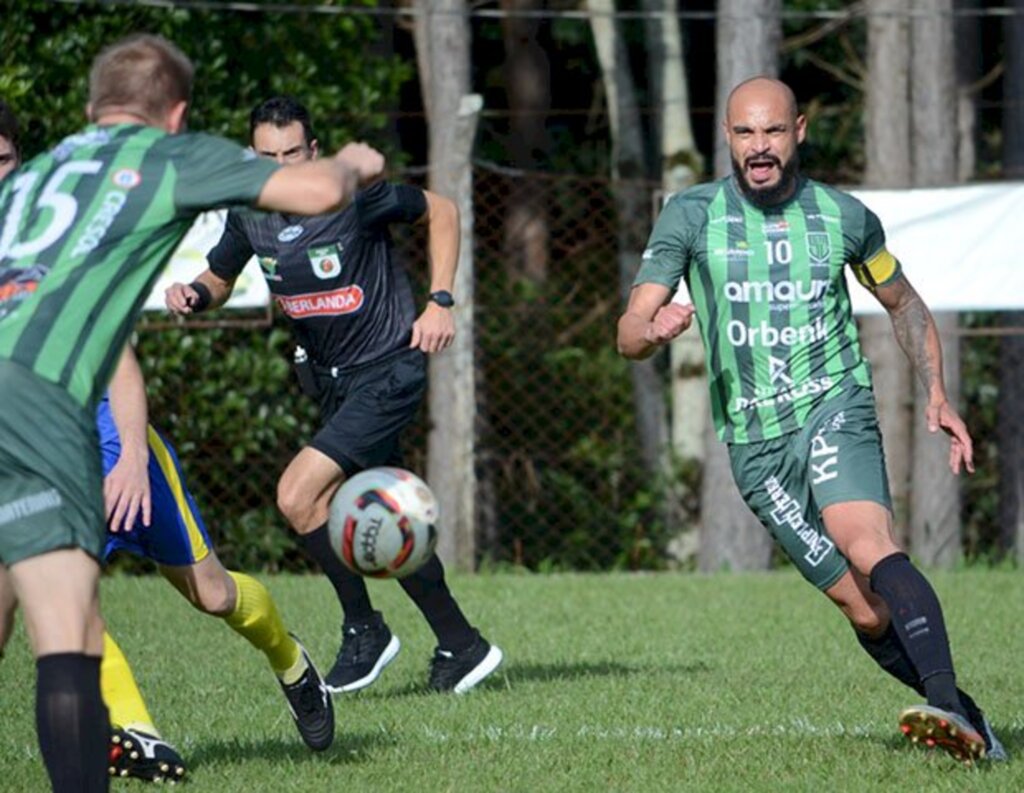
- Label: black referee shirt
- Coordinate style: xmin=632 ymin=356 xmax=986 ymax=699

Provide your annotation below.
xmin=208 ymin=181 xmax=428 ymax=370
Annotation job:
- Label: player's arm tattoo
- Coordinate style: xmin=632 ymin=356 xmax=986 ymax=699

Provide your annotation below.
xmin=885 ymin=279 xmax=943 ymax=396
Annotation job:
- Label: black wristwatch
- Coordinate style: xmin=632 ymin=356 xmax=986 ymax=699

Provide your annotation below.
xmin=429 ymin=290 xmax=455 ymax=308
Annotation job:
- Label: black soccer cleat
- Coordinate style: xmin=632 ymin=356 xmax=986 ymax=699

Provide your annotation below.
xmin=326 ymin=612 xmax=401 ymax=694
xmin=899 ymin=704 xmax=987 ymax=766
xmin=108 ymin=726 xmax=187 ymax=784
xmin=279 ymin=637 xmax=335 ymax=751
xmin=428 ymin=631 xmax=503 ymax=694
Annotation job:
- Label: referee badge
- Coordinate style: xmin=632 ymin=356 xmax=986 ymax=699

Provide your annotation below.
xmin=308 ymin=244 xmax=343 ymax=280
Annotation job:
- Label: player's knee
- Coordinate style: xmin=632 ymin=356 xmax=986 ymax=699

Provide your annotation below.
xmin=186 ymin=578 xmax=235 ymax=616
xmin=277 ymin=480 xmax=315 ymax=531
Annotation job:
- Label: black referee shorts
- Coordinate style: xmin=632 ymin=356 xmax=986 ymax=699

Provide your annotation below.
xmin=309 ymin=348 xmax=427 ymax=476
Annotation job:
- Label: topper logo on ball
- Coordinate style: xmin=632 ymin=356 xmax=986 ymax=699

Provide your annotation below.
xmin=330 ymin=468 xmax=438 ymax=580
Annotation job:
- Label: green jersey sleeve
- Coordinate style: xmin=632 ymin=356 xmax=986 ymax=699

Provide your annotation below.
xmin=633 ymin=195 xmax=696 ymax=291
xmin=850 ymin=203 xmax=902 ymax=290
xmin=170 ymin=133 xmax=280 ymax=213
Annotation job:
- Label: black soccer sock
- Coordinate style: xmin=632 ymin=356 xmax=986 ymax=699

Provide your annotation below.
xmin=36 ymin=653 xmax=109 ymax=793
xmin=296 ymin=523 xmax=375 ymax=623
xmin=869 ymin=552 xmax=963 ymax=715
xmin=855 ymin=622 xmax=925 ymax=696
xmin=398 ymin=554 xmax=476 ymax=651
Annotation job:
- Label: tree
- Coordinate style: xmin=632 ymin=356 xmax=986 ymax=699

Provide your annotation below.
xmin=908 ymin=0 xmax=962 ymax=567
xmin=861 ymin=0 xmax=914 ymax=547
xmin=587 ymin=0 xmax=672 ymax=484
xmin=999 ymin=0 xmax=1024 ymax=562
xmin=698 ymin=0 xmax=781 ymax=573
xmin=414 ymin=0 xmax=482 ymax=570
xmin=500 ymin=0 xmax=551 ymax=285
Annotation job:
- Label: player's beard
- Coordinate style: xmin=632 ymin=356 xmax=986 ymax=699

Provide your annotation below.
xmin=732 ymin=150 xmax=800 ymax=208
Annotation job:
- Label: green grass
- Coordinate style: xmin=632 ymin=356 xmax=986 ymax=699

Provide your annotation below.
xmin=2 ymin=570 xmax=1022 ymax=792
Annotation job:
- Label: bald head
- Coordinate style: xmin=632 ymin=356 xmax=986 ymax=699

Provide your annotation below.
xmin=723 ymin=77 xmax=806 ymax=208
xmin=726 ymin=77 xmax=799 ymax=125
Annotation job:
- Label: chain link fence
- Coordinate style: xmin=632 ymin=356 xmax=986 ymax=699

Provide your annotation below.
xmin=132 ymin=166 xmax=1020 ymax=573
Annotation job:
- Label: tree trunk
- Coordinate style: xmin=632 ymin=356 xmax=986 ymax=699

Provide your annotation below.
xmin=414 ymin=0 xmax=481 ymax=570
xmin=1001 ymin=2 xmax=1024 ymax=561
xmin=501 ymin=0 xmax=550 ymax=285
xmin=699 ymin=0 xmax=781 ymax=571
xmin=645 ymin=0 xmax=705 ymax=559
xmin=589 ymin=0 xmax=671 ymax=478
xmin=1004 ymin=0 xmax=1024 ymax=178
xmin=862 ymin=0 xmax=913 ymax=546
xmin=908 ymin=0 xmax=961 ymax=566
xmin=955 ymin=0 xmax=980 ymax=182
xmin=713 ymin=0 xmax=782 ymax=177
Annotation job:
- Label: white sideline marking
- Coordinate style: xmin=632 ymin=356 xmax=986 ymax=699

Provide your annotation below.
xmin=419 ymin=719 xmax=882 ymax=744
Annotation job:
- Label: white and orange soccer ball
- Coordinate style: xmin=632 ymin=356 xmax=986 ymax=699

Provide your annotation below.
xmin=328 ymin=467 xmax=439 ymax=579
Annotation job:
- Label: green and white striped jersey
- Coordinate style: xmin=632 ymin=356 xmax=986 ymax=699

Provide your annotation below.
xmin=0 ymin=123 xmax=278 ymax=410
xmin=635 ymin=175 xmax=901 ymax=444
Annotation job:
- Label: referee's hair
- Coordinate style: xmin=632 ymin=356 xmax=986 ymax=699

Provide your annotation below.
xmin=0 ymin=100 xmax=19 ymax=159
xmin=88 ymin=34 xmax=194 ymax=124
xmin=249 ymin=96 xmax=316 ymax=147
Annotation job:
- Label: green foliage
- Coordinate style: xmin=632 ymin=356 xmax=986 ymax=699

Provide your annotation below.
xmin=108 ymin=317 xmax=326 ymax=574
xmin=5 ymin=570 xmax=1024 ymax=791
xmin=0 ymin=1 xmax=411 ymax=159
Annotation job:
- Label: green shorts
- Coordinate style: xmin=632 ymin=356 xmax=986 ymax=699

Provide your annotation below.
xmin=0 ymin=361 xmax=105 ymax=566
xmin=727 ymin=386 xmax=892 ymax=591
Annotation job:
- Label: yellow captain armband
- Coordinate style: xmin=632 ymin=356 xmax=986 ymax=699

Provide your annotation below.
xmin=852 ymin=248 xmax=900 ymax=291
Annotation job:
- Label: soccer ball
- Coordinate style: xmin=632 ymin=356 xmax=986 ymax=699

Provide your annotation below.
xmin=328 ymin=467 xmax=439 ymax=579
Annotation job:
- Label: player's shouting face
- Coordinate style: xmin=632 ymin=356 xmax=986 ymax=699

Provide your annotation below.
xmin=724 ymin=77 xmax=807 ymax=208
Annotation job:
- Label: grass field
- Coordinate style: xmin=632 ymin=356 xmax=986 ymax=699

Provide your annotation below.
xmin=1 ymin=569 xmax=1022 ymax=792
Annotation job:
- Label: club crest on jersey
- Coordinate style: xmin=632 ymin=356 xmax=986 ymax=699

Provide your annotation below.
xmin=308 ymin=244 xmax=343 ymax=280
xmin=278 ymin=225 xmax=304 ymax=243
xmin=806 ymin=232 xmax=832 ymax=266
xmin=111 ymin=169 xmax=141 ymax=189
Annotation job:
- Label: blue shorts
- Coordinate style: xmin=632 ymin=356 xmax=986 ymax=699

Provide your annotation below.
xmin=97 ymin=400 xmax=212 ymax=567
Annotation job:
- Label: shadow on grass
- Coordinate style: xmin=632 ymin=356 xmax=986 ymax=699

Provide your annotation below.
xmin=186 ymin=729 xmax=394 ymax=769
xmin=354 ymin=658 xmax=714 ymax=700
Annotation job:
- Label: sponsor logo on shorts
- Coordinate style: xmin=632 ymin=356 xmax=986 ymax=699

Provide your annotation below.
xmin=278 ymin=225 xmax=304 ymax=243
xmin=810 ymin=411 xmax=846 ymax=485
xmin=0 ymin=489 xmax=63 ymax=526
xmin=763 ymin=476 xmax=834 ymax=567
xmin=276 ymin=285 xmax=364 ymax=318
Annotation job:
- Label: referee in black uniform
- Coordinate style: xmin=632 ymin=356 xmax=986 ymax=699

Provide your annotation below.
xmin=166 ymin=96 xmax=502 ymax=695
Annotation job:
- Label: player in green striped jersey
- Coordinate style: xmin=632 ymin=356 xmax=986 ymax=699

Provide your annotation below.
xmin=618 ymin=77 xmax=1002 ymax=766
xmin=0 ymin=34 xmax=383 ymax=791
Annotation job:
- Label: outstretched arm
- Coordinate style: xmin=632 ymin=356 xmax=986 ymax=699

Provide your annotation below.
xmin=617 ymin=283 xmax=695 ymax=360
xmin=409 ymin=190 xmax=459 ymax=354
xmin=872 ymin=273 xmax=974 ymax=474
xmin=105 ymin=345 xmax=152 ymax=532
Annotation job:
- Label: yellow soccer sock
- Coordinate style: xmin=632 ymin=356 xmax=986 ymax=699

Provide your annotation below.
xmin=100 ymin=632 xmax=160 ymax=737
xmin=224 ymin=572 xmax=304 ymax=683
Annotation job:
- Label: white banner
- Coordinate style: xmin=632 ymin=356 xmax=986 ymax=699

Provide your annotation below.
xmin=849 ymin=182 xmax=1024 ymax=314
xmin=143 ymin=210 xmax=267 ymax=311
